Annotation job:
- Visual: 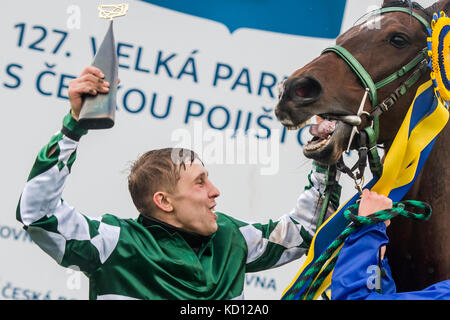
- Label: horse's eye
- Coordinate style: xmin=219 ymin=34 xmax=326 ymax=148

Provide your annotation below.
xmin=389 ymin=34 xmax=410 ymax=48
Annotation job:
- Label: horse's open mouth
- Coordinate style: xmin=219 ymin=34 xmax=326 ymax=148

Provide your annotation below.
xmin=282 ymin=114 xmax=354 ymax=164
xmin=305 ymin=118 xmax=337 ymax=152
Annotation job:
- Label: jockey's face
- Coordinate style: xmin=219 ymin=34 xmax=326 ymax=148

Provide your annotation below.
xmin=168 ymin=159 xmax=220 ymax=236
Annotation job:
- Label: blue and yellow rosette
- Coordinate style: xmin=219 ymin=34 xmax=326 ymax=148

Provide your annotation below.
xmin=428 ymin=11 xmax=450 ymax=108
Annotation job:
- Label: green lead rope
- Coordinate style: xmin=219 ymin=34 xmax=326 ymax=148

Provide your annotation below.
xmin=283 ymin=200 xmax=432 ymax=300
xmin=316 ymin=164 xmax=340 ymax=228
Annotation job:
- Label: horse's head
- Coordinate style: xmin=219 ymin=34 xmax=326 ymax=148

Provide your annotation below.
xmin=275 ymin=0 xmax=450 ymax=165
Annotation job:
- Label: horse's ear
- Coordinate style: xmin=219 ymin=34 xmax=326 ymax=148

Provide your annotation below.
xmin=425 ymin=0 xmax=450 ymax=16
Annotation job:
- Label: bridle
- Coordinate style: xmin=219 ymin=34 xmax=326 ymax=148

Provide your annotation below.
xmin=321 ymin=6 xmax=431 ymax=190
xmin=323 ymin=7 xmax=430 ymax=120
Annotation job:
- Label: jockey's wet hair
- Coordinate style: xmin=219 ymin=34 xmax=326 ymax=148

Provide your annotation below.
xmin=128 ymin=148 xmax=203 ymax=217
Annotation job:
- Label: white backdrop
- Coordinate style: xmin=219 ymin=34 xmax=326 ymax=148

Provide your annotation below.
xmin=0 ymin=0 xmax=435 ymax=300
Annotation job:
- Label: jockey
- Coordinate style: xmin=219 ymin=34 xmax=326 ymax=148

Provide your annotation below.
xmin=331 ymin=189 xmax=450 ymax=300
xmin=16 ymin=66 xmax=342 ymax=300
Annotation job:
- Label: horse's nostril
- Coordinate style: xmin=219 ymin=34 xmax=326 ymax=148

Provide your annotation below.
xmin=293 ymin=77 xmax=322 ymax=101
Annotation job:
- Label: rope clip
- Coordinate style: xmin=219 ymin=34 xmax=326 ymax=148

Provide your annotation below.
xmin=354 ymin=176 xmax=364 ymax=198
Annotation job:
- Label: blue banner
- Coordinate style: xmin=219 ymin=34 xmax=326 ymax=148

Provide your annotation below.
xmin=139 ymin=0 xmax=347 ymax=38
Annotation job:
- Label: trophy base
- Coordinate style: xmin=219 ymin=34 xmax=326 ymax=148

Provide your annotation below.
xmin=78 ymin=117 xmax=115 ymax=130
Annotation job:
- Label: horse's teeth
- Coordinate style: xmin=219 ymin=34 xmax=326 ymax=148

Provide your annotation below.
xmin=286 ymin=119 xmax=311 ymax=131
xmin=304 ymin=134 xmax=332 ymax=151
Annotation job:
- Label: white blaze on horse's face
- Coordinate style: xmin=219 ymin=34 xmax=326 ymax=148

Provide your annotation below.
xmin=359 ymin=14 xmax=385 ymax=31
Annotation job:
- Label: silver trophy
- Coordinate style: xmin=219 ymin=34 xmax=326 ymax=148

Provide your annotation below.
xmin=78 ymin=4 xmax=128 ymax=129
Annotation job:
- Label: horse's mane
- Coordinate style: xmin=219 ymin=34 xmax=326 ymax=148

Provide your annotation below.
xmin=353 ymin=0 xmax=434 ymax=28
xmin=382 ymin=0 xmax=424 ymax=10
xmin=382 ymin=0 xmax=434 ymax=20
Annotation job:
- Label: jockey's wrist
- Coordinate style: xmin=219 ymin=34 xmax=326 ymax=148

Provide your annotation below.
xmin=61 ymin=111 xmax=88 ymax=141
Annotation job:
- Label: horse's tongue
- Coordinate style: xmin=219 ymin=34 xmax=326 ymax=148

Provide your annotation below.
xmin=309 ymin=120 xmax=337 ymax=139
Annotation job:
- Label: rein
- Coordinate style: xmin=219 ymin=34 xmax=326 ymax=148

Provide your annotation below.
xmin=320 ymin=6 xmax=431 ymax=195
xmin=290 ymin=200 xmax=432 ymax=300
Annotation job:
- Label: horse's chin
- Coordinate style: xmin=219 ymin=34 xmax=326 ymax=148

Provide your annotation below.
xmin=303 ymin=121 xmax=352 ymax=165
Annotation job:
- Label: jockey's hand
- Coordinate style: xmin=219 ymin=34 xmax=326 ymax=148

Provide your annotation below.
xmin=68 ymin=66 xmax=110 ymax=121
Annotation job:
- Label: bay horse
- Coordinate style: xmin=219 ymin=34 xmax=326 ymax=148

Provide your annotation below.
xmin=275 ymin=0 xmax=450 ymax=292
